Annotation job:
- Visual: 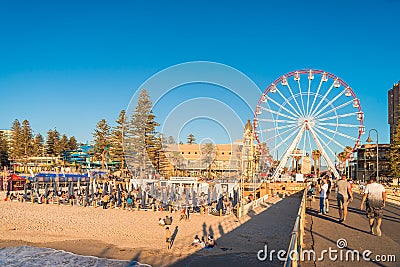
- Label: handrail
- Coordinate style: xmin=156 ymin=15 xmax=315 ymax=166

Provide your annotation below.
xmin=283 ymin=189 xmax=307 ymax=267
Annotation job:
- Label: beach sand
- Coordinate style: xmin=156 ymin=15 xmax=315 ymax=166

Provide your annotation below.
xmin=0 ymin=192 xmax=286 ymax=267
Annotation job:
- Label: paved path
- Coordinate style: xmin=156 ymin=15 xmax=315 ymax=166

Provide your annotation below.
xmin=171 ymin=193 xmax=303 ymax=267
xmin=303 ymin=192 xmax=400 ymax=267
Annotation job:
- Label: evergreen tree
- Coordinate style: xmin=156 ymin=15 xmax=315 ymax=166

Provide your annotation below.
xmin=10 ymin=119 xmax=23 ymax=160
xmin=145 ymin=111 xmax=160 ymax=171
xmin=0 ymin=132 xmax=10 ymax=167
xmin=125 ymin=89 xmax=153 ymax=175
xmin=201 ymin=143 xmax=216 ymax=179
xmin=109 ymin=110 xmax=126 ymax=171
xmin=32 ymin=133 xmax=44 ymax=156
xmin=390 ymin=121 xmax=400 ymax=179
xmin=46 ymin=129 xmax=60 ymax=156
xmin=59 ymin=134 xmax=70 ymax=153
xmin=93 ymin=119 xmax=111 ymax=161
xmin=68 ymin=136 xmax=78 ymax=150
xmin=21 ymin=119 xmax=33 ymax=157
xmin=187 ymin=134 xmax=196 ymax=144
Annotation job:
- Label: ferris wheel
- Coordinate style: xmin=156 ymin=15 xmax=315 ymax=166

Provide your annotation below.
xmin=253 ymin=69 xmax=364 ymax=180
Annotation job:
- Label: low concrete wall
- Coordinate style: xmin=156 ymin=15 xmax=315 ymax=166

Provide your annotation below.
xmin=240 ymin=194 xmax=269 ymax=217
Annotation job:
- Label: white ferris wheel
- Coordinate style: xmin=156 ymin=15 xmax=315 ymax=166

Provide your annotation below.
xmin=253 ymin=69 xmax=365 ymax=180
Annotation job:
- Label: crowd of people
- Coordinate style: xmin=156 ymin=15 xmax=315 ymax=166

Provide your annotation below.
xmin=307 ymin=173 xmax=387 ymax=236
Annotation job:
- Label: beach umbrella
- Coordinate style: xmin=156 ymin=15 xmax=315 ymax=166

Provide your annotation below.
xmin=68 ymin=181 xmax=72 ymax=199
xmin=185 ymin=189 xmax=189 ymax=205
xmin=212 ymin=186 xmax=217 ymax=202
xmin=216 ymin=195 xmax=223 ymax=211
xmin=117 ymin=185 xmax=122 ymax=207
xmin=192 ymin=187 xmax=197 ymax=207
xmin=44 ymin=183 xmax=49 ymax=198
xmin=149 ymin=183 xmax=154 ymax=197
xmin=53 ymin=178 xmax=57 ymax=196
xmin=23 ymin=182 xmax=27 ymax=199
xmin=35 ymin=178 xmax=39 ymax=195
xmin=141 ymin=190 xmax=146 ymax=207
xmin=85 ymin=182 xmax=89 ymax=204
xmin=102 ymin=182 xmax=107 ymax=197
xmin=137 ymin=186 xmax=142 ymax=200
xmin=207 ymin=187 xmax=211 ymax=205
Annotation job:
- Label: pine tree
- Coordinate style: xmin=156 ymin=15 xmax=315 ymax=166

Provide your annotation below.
xmin=0 ymin=132 xmax=10 ymax=167
xmin=46 ymin=129 xmax=60 ymax=156
xmin=110 ymin=110 xmax=126 ymax=171
xmin=390 ymin=121 xmax=400 ymax=179
xmin=21 ymin=119 xmax=34 ymax=158
xmin=10 ymin=119 xmax=23 ymax=160
xmin=59 ymin=134 xmax=70 ymax=152
xmin=68 ymin=136 xmax=78 ymax=150
xmin=125 ymin=89 xmax=153 ymax=176
xmin=93 ymin=119 xmax=111 ymax=161
xmin=187 ymin=134 xmax=196 ymax=144
xmin=32 ymin=133 xmax=44 ymax=156
xmin=145 ymin=111 xmax=160 ymax=172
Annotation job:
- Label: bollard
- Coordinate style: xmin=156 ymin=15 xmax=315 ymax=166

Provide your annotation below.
xmin=200 ymin=206 xmax=204 ymax=214
xmin=110 ymin=202 xmax=113 ymax=209
xmin=57 ymin=197 xmax=60 ymax=205
xmin=44 ymin=198 xmax=47 ymax=204
xmin=152 ymin=204 xmax=155 ymax=212
xmin=31 ymin=195 xmax=34 ymax=203
xmin=169 ymin=205 xmax=172 ymax=213
xmin=83 ymin=199 xmax=86 ymax=207
xmin=219 ymin=209 xmax=222 ymax=217
xmin=69 ymin=199 xmax=73 ymax=206
xmin=122 ymin=202 xmax=125 ymax=210
xmin=19 ymin=196 xmax=23 ymax=202
xmin=94 ymin=201 xmax=97 ymax=208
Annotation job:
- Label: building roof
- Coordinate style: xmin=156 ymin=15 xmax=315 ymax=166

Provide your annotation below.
xmin=244 ymin=119 xmax=252 ymax=131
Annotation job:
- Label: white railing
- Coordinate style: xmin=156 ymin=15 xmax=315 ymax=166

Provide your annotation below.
xmin=284 ymin=189 xmax=306 ymax=267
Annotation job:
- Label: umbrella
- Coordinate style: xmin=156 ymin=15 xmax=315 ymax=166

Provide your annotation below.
xmin=207 ymin=187 xmax=211 ymax=205
xmin=149 ymin=183 xmax=154 ymax=197
xmin=68 ymin=181 xmax=72 ymax=199
xmin=185 ymin=189 xmax=189 ymax=205
xmin=102 ymin=182 xmax=107 ymax=197
xmin=117 ymin=186 xmax=121 ymax=207
xmin=35 ymin=178 xmax=39 ymax=195
xmin=137 ymin=186 xmax=142 ymax=200
xmin=44 ymin=183 xmax=49 ymax=198
xmin=23 ymin=182 xmax=27 ymax=199
xmin=53 ymin=177 xmax=57 ymax=197
xmin=141 ymin=190 xmax=146 ymax=207
xmin=192 ymin=188 xmax=197 ymax=207
xmin=86 ymin=182 xmax=89 ymax=205
xmin=216 ymin=195 xmax=223 ymax=211
xmin=212 ymin=186 xmax=217 ymax=202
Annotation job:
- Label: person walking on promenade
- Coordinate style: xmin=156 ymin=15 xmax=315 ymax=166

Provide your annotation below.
xmin=337 ymin=174 xmax=353 ymax=222
xmin=325 ymin=175 xmax=332 ymax=213
xmin=318 ymin=178 xmax=328 ymax=214
xmin=360 ymin=177 xmax=386 ymax=236
xmin=165 ymin=227 xmax=172 ymax=249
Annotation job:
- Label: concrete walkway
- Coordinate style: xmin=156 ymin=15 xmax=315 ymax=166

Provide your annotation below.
xmin=171 ymin=193 xmax=303 ymax=267
xmin=303 ymin=193 xmax=400 ymax=267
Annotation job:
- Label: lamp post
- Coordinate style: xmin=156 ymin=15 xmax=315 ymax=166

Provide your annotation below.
xmin=366 ymin=129 xmax=379 ymax=182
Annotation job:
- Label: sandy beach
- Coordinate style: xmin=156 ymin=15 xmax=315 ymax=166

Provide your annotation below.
xmin=0 ymin=191 xmax=290 ymax=267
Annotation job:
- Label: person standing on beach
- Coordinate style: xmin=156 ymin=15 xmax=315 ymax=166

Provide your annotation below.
xmin=360 ymin=177 xmax=386 ymax=236
xmin=165 ymin=227 xmax=172 ymax=249
xmin=336 ymin=174 xmax=353 ymax=222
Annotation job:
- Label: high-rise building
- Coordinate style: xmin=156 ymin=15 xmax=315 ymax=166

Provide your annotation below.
xmin=388 ymin=82 xmax=400 ymax=143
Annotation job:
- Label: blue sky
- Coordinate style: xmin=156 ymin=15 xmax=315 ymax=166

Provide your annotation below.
xmin=0 ymin=0 xmax=399 ymax=146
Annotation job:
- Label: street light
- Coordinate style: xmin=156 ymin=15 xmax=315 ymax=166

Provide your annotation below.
xmin=366 ymin=129 xmax=379 ymax=182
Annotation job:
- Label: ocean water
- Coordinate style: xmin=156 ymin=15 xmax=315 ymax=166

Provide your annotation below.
xmin=0 ymin=246 xmax=152 ymax=267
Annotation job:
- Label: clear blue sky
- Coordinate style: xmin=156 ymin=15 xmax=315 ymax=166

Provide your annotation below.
xmin=0 ymin=0 xmax=399 ymax=145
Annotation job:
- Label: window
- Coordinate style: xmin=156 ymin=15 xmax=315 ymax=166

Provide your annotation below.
xmin=188 ymin=152 xmax=191 ymax=154
xmin=222 ymin=152 xmax=225 ymax=155
xmin=181 ymin=152 xmax=184 ymax=154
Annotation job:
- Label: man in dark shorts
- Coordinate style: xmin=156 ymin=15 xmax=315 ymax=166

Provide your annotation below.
xmin=336 ymin=174 xmax=353 ymax=222
xmin=361 ymin=177 xmax=386 ymax=236
xmin=165 ymin=227 xmax=172 ymax=249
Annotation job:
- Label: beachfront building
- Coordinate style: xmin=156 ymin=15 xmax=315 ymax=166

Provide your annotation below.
xmin=355 ymin=144 xmax=391 ymax=182
xmin=12 ymin=156 xmax=61 ymax=173
xmin=160 ymin=119 xmax=266 ymax=181
xmin=388 ymin=81 xmax=400 ymax=143
xmin=0 ymin=129 xmax=13 ymax=147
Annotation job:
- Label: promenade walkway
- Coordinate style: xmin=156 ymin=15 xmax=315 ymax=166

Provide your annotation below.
xmin=171 ymin=193 xmax=303 ymax=267
xmin=303 ymin=192 xmax=400 ymax=267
